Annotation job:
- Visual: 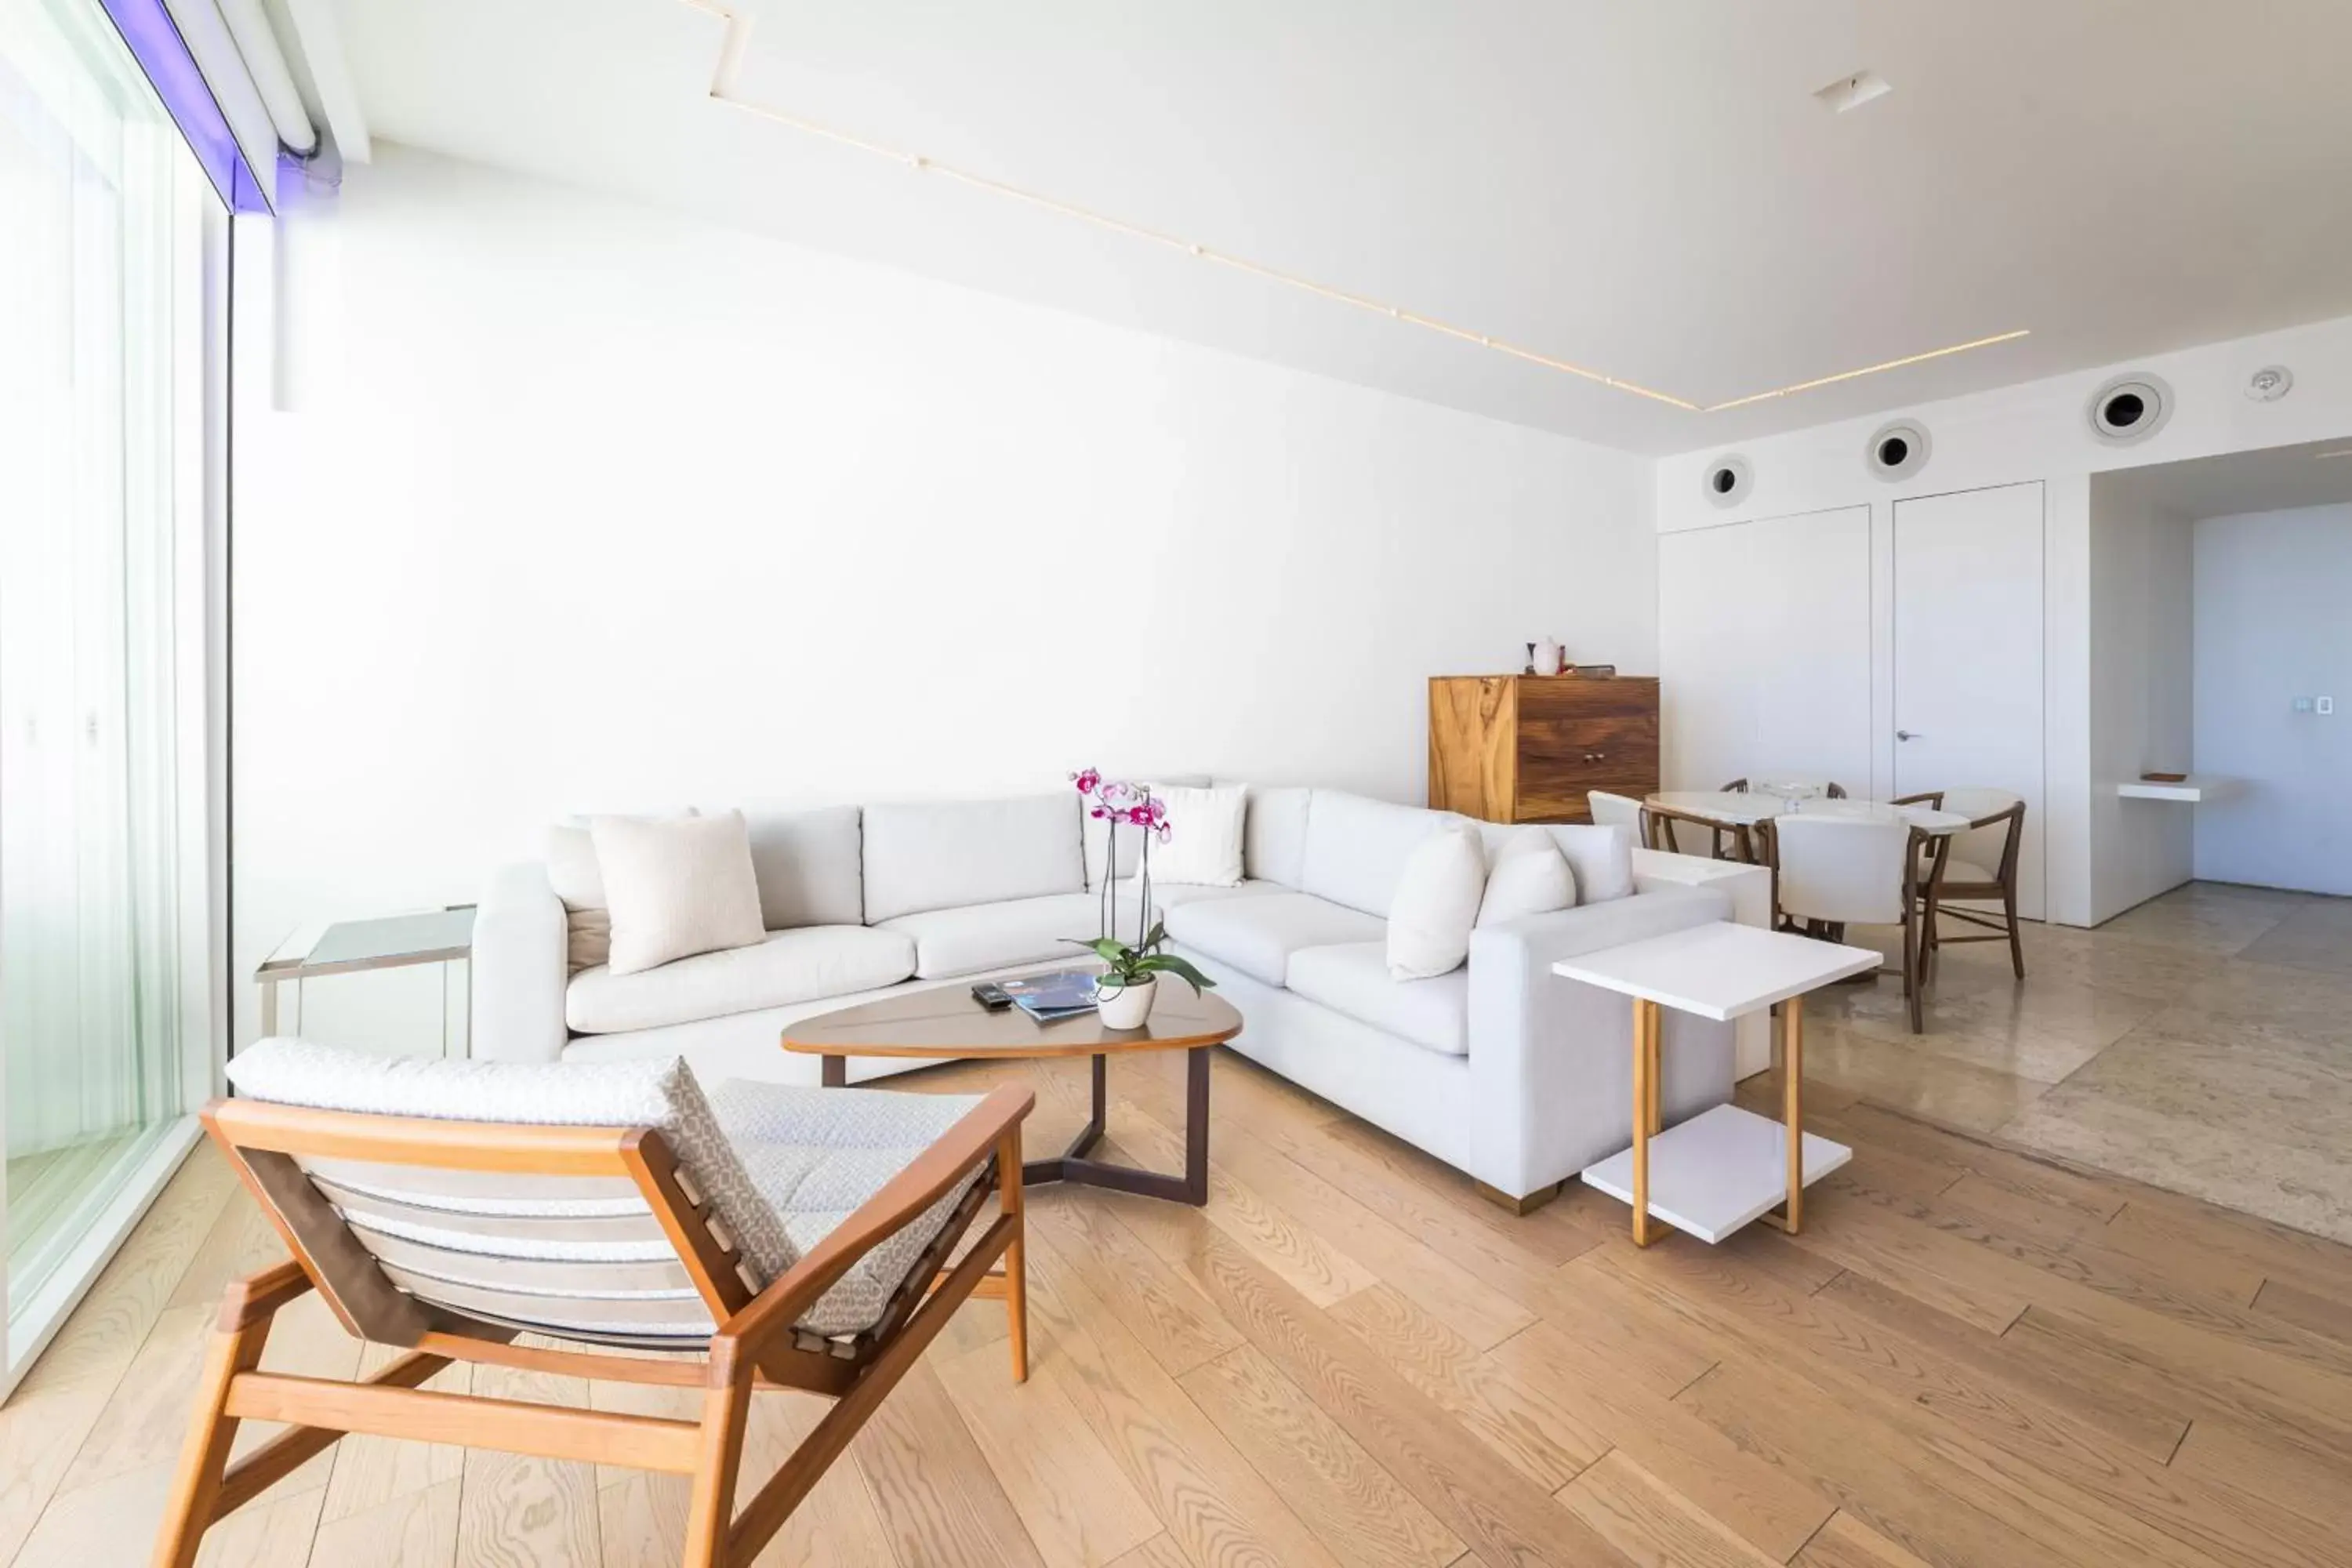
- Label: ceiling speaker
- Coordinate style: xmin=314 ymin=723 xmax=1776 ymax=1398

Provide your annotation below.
xmin=2245 ymin=365 xmax=2293 ymax=402
xmin=1865 ymin=419 xmax=1931 ymax=481
xmin=2086 ymin=372 xmax=2174 ymax=445
xmin=1702 ymin=455 xmax=1752 ymax=508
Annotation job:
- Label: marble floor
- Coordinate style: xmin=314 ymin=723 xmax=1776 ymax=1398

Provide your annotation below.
xmin=1813 ymin=880 xmax=2352 ymax=1244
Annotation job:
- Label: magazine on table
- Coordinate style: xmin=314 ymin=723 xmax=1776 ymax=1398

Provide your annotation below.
xmin=998 ymin=968 xmax=1103 ymax=1022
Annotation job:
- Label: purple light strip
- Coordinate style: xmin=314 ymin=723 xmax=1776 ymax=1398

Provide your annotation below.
xmin=96 ymin=0 xmax=268 ymax=212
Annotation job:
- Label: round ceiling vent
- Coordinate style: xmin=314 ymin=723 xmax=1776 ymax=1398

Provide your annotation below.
xmin=2245 ymin=365 xmax=2294 ymax=403
xmin=1702 ymin=455 xmax=1752 ymax=508
xmin=2086 ymin=372 xmax=2175 ymax=445
xmin=1865 ymin=419 xmax=1931 ymax=481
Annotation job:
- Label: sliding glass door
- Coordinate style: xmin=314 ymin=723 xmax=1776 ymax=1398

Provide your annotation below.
xmin=0 ymin=0 xmax=219 ymax=1378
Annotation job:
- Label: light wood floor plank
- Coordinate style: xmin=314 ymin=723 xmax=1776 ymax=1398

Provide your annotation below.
xmin=1178 ymin=1345 xmax=1462 ymax=1568
xmin=936 ymin=1329 xmax=1163 ymax=1568
xmin=850 ymin=1359 xmax=1046 ymax=1568
xmin=1020 ymin=1237 xmax=1352 ymax=1568
xmin=1557 ymin=1450 xmax=1780 ymax=1568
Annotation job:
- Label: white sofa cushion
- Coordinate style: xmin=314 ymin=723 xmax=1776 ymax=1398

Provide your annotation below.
xmin=1386 ymin=824 xmax=1486 ymax=979
xmin=1163 ymin=891 xmax=1385 ymax=988
xmin=862 ymin=794 xmax=1083 ymax=924
xmin=1477 ymin=828 xmax=1578 ymax=926
xmin=1298 ymin=790 xmax=1468 ymax=917
xmin=591 ymin=811 xmax=768 ymax=976
xmin=549 ymin=811 xmax=695 ymax=972
xmin=709 ymin=1080 xmax=988 ymax=1338
xmin=877 ymin=889 xmax=1144 ymax=981
xmin=1085 ymin=774 xmax=1210 ymax=886
xmin=1286 ymin=942 xmax=1469 ymax=1056
xmin=733 ymin=803 xmax=866 ymax=928
xmin=1142 ymin=878 xmax=1287 ymax=915
xmin=1543 ymin=823 xmax=1635 ymax=904
xmin=1149 ymin=784 xmax=1247 ymax=887
xmin=566 ymin=926 xmax=916 ymax=1035
xmin=1240 ymin=785 xmax=1313 ymax=887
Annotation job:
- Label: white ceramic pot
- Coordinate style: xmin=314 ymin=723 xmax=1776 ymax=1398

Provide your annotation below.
xmin=1096 ymin=975 xmax=1157 ymax=1029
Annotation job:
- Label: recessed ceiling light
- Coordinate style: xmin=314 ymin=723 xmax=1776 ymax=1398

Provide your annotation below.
xmin=1813 ymin=71 xmax=1893 ymax=114
xmin=674 ymin=2 xmax=2014 ymax=414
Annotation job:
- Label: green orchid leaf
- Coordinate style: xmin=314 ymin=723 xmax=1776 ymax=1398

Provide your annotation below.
xmin=1133 ymin=953 xmax=1216 ymax=995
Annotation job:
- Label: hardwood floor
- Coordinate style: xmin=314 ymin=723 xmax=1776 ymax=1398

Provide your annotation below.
xmin=10 ymin=1033 xmax=2352 ymax=1567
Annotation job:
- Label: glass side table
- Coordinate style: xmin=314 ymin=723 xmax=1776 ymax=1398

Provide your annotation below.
xmin=255 ymin=906 xmax=477 ymax=1054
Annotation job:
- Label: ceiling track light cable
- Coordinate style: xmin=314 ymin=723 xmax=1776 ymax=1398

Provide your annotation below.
xmin=672 ymin=0 xmax=2023 ymax=416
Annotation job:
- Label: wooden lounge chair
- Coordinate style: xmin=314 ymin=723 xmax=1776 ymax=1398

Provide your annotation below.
xmin=152 ymin=1040 xmax=1032 ymax=1568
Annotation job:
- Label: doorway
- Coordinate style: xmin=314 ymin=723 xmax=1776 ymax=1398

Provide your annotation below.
xmin=1893 ymin=483 xmax=2047 ymax=919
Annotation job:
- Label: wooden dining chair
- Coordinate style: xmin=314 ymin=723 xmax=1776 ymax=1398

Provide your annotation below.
xmin=154 ymin=1040 xmax=1033 ymax=1568
xmin=1644 ymin=801 xmax=1754 ymax=862
xmin=1899 ymin=788 xmax=2028 ymax=977
xmin=1763 ymin=815 xmax=1947 ymax=1032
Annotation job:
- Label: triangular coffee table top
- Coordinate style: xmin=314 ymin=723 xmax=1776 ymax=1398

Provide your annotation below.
xmin=782 ymin=970 xmax=1243 ymax=1060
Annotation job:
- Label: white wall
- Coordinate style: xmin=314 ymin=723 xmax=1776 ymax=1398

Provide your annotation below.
xmin=2191 ymin=505 xmax=2352 ymax=895
xmin=2086 ymin=483 xmax=2194 ymax=921
xmin=229 ymin=145 xmax=1657 ymax=1045
xmin=1654 ymin=313 xmax=2352 ymax=925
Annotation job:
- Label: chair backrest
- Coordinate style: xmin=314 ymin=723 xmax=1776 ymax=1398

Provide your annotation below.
xmin=1937 ymin=787 xmax=2025 ymax=880
xmin=1587 ymin=790 xmax=1644 ymax=831
xmin=1718 ymin=778 xmax=1750 ymax=793
xmin=212 ymin=1040 xmax=786 ymax=1349
xmin=1773 ymin=815 xmax=1911 ymax=925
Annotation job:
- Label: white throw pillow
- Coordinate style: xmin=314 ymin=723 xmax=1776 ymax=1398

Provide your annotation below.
xmin=1386 ymin=824 xmax=1486 ymax=979
xmin=1147 ymin=784 xmax=1248 ymax=887
xmin=1477 ymin=829 xmax=1577 ymax=926
xmin=591 ymin=810 xmax=767 ymax=976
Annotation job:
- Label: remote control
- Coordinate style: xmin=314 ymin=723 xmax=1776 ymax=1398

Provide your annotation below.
xmin=971 ymin=982 xmax=1014 ymax=1011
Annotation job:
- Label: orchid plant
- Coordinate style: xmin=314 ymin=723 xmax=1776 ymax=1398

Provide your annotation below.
xmin=1067 ymin=768 xmax=1216 ymax=997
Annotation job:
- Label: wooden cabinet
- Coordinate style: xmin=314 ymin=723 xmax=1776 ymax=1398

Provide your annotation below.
xmin=1428 ymin=675 xmax=1660 ymax=824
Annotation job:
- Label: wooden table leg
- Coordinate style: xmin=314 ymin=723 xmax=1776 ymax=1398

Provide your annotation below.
xmin=1646 ymin=1002 xmax=1662 ymax=1138
xmin=821 ymin=1054 xmax=845 ymax=1088
xmin=1631 ymin=997 xmax=1654 ymax=1247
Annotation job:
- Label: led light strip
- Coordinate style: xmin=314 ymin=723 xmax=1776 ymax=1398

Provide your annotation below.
xmin=674 ymin=0 xmax=2024 ymax=415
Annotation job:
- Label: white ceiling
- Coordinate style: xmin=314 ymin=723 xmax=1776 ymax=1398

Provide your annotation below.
xmin=2098 ymin=438 xmax=2352 ymax=521
xmin=327 ymin=0 xmax=2352 ymax=455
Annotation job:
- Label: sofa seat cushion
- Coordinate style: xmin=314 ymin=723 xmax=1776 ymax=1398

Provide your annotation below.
xmin=1285 ymin=942 xmax=1469 ymax=1056
xmin=566 ymin=926 xmax=916 ymax=1035
xmin=877 ymin=890 xmax=1145 ymax=981
xmin=1140 ymin=878 xmax=1287 ymax=915
xmin=1163 ymin=891 xmax=1385 ymax=988
xmin=710 ymin=1080 xmax=987 ymax=1338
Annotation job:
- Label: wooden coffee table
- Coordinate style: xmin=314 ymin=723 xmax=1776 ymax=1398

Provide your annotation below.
xmin=782 ymin=975 xmax=1243 ymax=1206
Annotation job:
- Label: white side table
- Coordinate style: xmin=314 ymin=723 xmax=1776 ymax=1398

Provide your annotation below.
xmin=1553 ymin=922 xmax=1878 ymax=1247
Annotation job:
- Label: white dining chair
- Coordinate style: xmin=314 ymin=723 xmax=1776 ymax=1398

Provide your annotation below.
xmin=1588 ymin=790 xmax=1645 ymax=833
xmin=1768 ymin=814 xmax=1937 ymax=1033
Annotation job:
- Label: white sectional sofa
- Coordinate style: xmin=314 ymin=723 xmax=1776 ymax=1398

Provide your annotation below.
xmin=472 ymin=786 xmax=1735 ymax=1206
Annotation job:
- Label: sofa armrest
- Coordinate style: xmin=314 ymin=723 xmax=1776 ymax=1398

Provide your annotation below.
xmin=470 ymin=862 xmax=569 ymax=1064
xmin=1465 ymin=885 xmax=1735 ymax=1199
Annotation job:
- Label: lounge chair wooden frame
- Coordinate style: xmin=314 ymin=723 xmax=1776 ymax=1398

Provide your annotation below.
xmin=154 ymin=1083 xmax=1034 ymax=1568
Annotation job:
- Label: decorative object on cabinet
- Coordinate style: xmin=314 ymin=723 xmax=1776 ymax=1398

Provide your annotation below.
xmin=1428 ymin=673 xmax=1660 ymax=824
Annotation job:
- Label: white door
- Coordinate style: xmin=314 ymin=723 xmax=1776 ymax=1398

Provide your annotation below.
xmin=1893 ymin=484 xmax=2045 ymax=919
xmin=1659 ymin=506 xmax=1871 ymax=793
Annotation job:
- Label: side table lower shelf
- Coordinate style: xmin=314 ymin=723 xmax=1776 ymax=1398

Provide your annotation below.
xmin=1581 ymin=1104 xmax=1851 ymax=1245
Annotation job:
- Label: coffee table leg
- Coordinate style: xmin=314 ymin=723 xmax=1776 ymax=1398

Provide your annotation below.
xmin=821 ymin=1054 xmax=845 ymax=1088
xmin=1632 ymin=997 xmax=1653 ymax=1247
xmin=1183 ymin=1044 xmax=1210 ymax=1207
xmin=1044 ymin=1048 xmax=1213 ymax=1207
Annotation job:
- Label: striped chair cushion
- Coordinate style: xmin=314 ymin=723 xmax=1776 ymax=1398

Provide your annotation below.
xmin=224 ymin=1040 xmax=983 ymax=1341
